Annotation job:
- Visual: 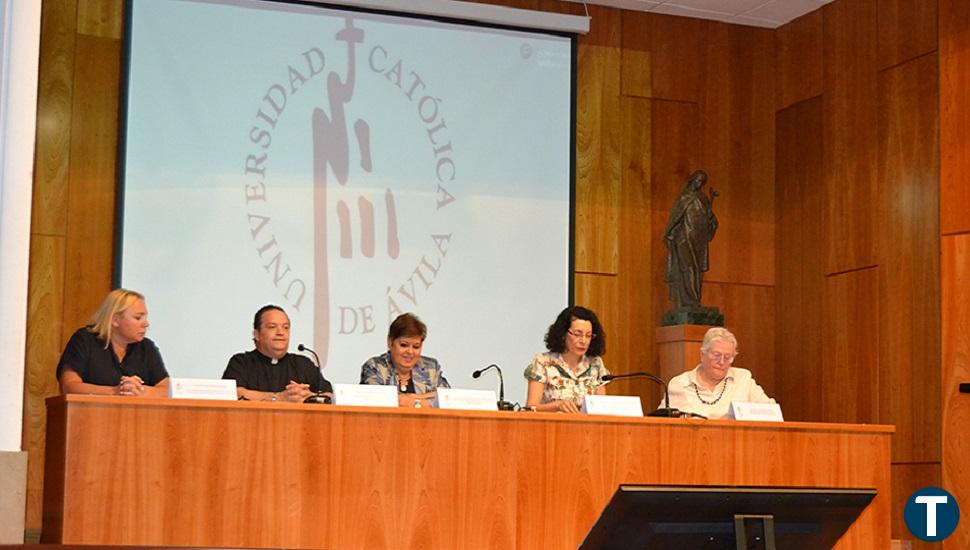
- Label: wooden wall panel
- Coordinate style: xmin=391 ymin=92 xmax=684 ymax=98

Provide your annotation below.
xmin=25 ymin=0 xmax=83 ymax=533
xmin=940 ymin=2 xmax=970 ymax=548
xmin=939 ymin=0 xmax=970 ymax=235
xmin=60 ymin=33 xmax=120 ymax=335
xmin=619 ymin=10 xmax=650 ymax=98
xmin=641 ymin=14 xmax=703 ymax=103
xmin=77 ymin=0 xmax=123 ymax=38
xmin=22 ymin=237 xmax=67 ymax=532
xmin=822 ymin=0 xmax=879 ymax=274
xmin=574 ymin=274 xmax=621 ymax=378
xmin=942 ymin=234 xmax=970 ymax=549
xmin=891 ymin=463 xmax=941 ymax=548
xmin=775 ymin=97 xmax=824 ymax=422
xmin=822 ymin=269 xmax=879 ymax=424
xmin=25 ymin=0 xmax=125 ymax=534
xmin=575 ymin=35 xmax=621 ymax=274
xmin=700 ymin=23 xmax=775 ymax=287
xmin=32 ymin=0 xmax=77 ymax=237
xmin=876 ymin=0 xmax=937 ymax=70
xmin=775 ymin=10 xmax=822 ymax=110
xmin=574 ymin=273 xmax=620 ymax=333
xmin=877 ymin=54 xmax=940 ymax=463
xmin=702 ymin=282 xmax=775 ymax=397
xmin=614 ymin=96 xmax=657 ymax=406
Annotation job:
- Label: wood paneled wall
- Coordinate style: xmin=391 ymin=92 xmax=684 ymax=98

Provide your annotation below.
xmin=941 ymin=236 xmax=970 ymax=548
xmin=23 ymin=0 xmax=962 ymax=544
xmin=775 ymin=96 xmax=823 ymax=421
xmin=877 ymin=53 xmax=940 ymax=463
xmin=940 ymin=0 xmax=970 ymax=237
xmin=23 ymin=0 xmax=123 ymax=535
xmin=774 ymin=0 xmax=944 ymax=545
xmin=940 ymin=0 xmax=970 ymax=546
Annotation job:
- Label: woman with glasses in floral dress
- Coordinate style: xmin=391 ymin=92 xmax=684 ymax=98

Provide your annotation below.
xmin=523 ymin=306 xmax=610 ymax=413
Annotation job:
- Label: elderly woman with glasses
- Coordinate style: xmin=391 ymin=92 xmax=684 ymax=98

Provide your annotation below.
xmin=666 ymin=326 xmax=775 ymax=419
xmin=524 ymin=306 xmax=610 ymax=413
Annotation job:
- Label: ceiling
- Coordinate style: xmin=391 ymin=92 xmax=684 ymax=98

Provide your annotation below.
xmin=563 ymin=0 xmax=834 ymax=28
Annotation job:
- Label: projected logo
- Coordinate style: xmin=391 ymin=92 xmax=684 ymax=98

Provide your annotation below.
xmin=243 ymin=17 xmax=456 ymax=368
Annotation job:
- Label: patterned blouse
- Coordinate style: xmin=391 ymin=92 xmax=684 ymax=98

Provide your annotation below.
xmin=523 ymin=352 xmax=610 ymax=407
xmin=359 ymin=352 xmax=451 ymax=395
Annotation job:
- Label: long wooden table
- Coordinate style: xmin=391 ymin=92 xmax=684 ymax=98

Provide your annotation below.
xmin=42 ymin=395 xmax=892 ymax=548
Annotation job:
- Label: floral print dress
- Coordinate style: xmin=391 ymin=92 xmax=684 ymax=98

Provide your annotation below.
xmin=523 ymin=352 xmax=610 ymax=407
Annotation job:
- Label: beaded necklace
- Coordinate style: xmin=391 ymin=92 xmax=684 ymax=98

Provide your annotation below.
xmin=694 ymin=377 xmax=729 ymax=405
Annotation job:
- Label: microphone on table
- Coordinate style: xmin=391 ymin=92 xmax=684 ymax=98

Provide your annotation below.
xmin=297 ymin=344 xmax=322 ymax=368
xmin=472 ymin=364 xmax=515 ymax=411
xmin=601 ymin=372 xmax=682 ymax=417
xmin=297 ymin=344 xmax=330 ymax=404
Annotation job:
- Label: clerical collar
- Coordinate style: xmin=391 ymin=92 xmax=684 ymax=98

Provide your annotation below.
xmin=254 ymin=349 xmax=285 ymax=365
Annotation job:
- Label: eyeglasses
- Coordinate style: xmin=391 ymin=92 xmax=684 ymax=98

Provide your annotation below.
xmin=707 ymin=351 xmax=736 ymax=364
xmin=567 ymin=329 xmax=597 ymax=340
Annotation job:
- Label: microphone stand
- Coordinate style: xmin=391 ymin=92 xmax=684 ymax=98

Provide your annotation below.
xmin=297 ymin=343 xmax=322 ymax=368
xmin=472 ymin=364 xmax=515 ymax=411
xmin=297 ymin=344 xmax=330 ymax=404
xmin=602 ymin=372 xmax=682 ymax=417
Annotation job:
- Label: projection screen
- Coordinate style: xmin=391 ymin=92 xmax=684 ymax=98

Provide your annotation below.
xmin=119 ymin=0 xmax=575 ymax=403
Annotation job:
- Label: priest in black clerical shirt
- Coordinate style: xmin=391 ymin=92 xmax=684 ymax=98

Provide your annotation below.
xmin=222 ymin=305 xmax=333 ymax=402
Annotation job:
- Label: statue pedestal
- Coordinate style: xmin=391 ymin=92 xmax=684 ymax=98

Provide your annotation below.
xmin=661 ymin=305 xmax=724 ymax=327
xmin=655 ymin=324 xmax=716 ymax=382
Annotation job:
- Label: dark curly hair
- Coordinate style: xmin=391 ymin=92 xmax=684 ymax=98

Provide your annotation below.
xmin=543 ymin=306 xmax=606 ymax=357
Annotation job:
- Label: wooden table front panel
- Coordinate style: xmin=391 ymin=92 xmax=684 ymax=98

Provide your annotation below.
xmin=43 ymin=396 xmax=892 ymax=549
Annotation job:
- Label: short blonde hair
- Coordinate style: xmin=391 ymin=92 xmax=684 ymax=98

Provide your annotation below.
xmin=700 ymin=326 xmax=738 ymax=354
xmin=86 ymin=288 xmax=145 ymax=348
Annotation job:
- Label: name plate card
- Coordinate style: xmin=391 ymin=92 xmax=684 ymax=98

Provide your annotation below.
xmin=168 ymin=378 xmax=237 ymax=401
xmin=582 ymin=395 xmax=644 ymax=417
xmin=728 ymin=401 xmax=784 ymax=422
xmin=437 ymin=388 xmax=498 ymax=411
xmin=332 ymin=384 xmax=399 ymax=407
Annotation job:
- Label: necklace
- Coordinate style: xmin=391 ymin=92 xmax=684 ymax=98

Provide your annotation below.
xmin=694 ymin=377 xmax=729 ymax=405
xmin=397 ymin=374 xmax=410 ymax=393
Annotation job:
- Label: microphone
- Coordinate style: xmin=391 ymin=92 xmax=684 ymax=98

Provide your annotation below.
xmin=601 ymin=372 xmax=682 ymax=417
xmin=297 ymin=344 xmax=321 ymax=368
xmin=296 ymin=345 xmax=330 ymax=405
xmin=472 ymin=364 xmax=515 ymax=411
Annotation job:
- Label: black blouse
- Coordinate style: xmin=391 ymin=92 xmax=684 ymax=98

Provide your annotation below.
xmin=56 ymin=328 xmax=169 ymax=386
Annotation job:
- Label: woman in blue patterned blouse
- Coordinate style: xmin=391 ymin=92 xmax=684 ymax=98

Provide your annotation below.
xmin=523 ymin=306 xmax=610 ymax=413
xmin=359 ymin=312 xmax=450 ymax=407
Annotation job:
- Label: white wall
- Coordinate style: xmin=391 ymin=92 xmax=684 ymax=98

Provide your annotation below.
xmin=0 ymin=0 xmax=41 ymax=452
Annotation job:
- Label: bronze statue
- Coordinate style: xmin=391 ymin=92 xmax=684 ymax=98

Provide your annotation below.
xmin=662 ymin=170 xmax=724 ymax=326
